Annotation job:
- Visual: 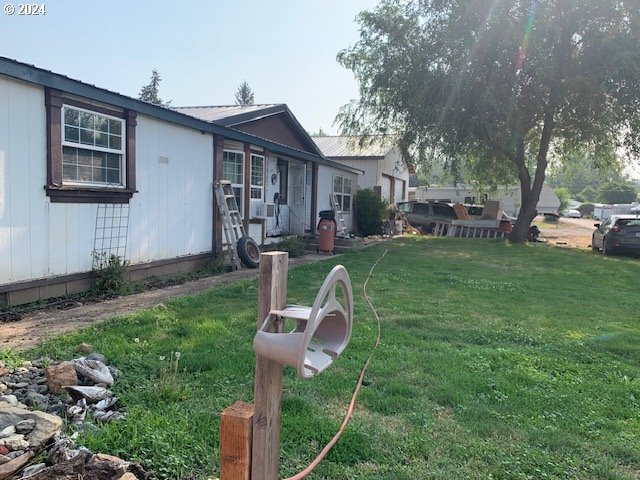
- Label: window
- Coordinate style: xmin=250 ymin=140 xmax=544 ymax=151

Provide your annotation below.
xmin=433 ymin=204 xmax=455 ymax=216
xmin=45 ymin=89 xmax=136 ymax=203
xmin=223 ymin=150 xmax=244 ymax=216
xmin=250 ymin=154 xmax=264 ymax=200
xmin=397 ymin=202 xmax=411 ymax=213
xmin=413 ymin=203 xmax=430 ymax=214
xmin=617 ymin=219 xmax=640 ymax=228
xmin=333 ymin=175 xmax=353 ymax=213
xmin=62 ymin=105 xmax=125 ymax=186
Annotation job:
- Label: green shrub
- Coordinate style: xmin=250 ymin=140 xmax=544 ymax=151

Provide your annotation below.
xmin=92 ymin=252 xmax=129 ymax=296
xmin=276 ymin=236 xmax=306 ymax=258
xmin=354 ymin=188 xmax=387 ymax=236
xmin=578 ymin=202 xmax=594 ymax=218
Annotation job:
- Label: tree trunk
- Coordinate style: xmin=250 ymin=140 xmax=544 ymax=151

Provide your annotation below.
xmin=510 ymin=110 xmax=556 ymax=243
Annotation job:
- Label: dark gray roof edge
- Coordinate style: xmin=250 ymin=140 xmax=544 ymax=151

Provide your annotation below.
xmin=0 ymin=57 xmax=359 ymax=173
xmin=327 ymin=155 xmax=386 ymax=161
xmin=279 ymin=104 xmax=326 ymax=157
xmin=217 ymin=105 xmax=288 ymax=127
xmin=195 ymin=101 xmax=326 ymax=157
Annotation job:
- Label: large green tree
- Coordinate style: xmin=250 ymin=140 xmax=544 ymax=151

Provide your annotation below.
xmin=338 ymin=0 xmax=640 ymax=242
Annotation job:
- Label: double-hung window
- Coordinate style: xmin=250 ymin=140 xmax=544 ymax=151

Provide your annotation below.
xmin=45 ymin=89 xmax=137 ymax=203
xmin=223 ymin=150 xmax=244 ymax=216
xmin=250 ymin=154 xmax=264 ymax=200
xmin=62 ymin=105 xmax=125 ymax=187
xmin=333 ymin=175 xmax=353 ymax=213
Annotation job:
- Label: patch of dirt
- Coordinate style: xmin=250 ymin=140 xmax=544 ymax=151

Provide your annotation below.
xmin=0 ymin=254 xmax=334 ymax=352
xmin=534 ymin=216 xmax=596 ymax=249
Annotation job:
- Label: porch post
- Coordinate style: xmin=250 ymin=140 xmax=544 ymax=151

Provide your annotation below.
xmin=310 ymin=163 xmax=318 ymax=235
xmin=244 ymin=144 xmax=252 ymax=232
xmin=213 ymin=135 xmax=225 ymax=253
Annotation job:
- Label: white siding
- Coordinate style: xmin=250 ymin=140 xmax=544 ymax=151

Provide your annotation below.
xmin=48 ymin=203 xmax=97 ymax=276
xmin=380 ymin=176 xmax=391 ymax=202
xmin=0 ymin=80 xmax=214 ymax=287
xmin=330 ymin=148 xmax=409 ymax=203
xmin=264 ymin=155 xmax=286 ymax=236
xmin=0 ymin=77 xmax=48 ymax=285
xmin=128 ymin=115 xmax=213 ymax=264
xmin=395 ymin=180 xmax=405 ymax=204
xmin=383 ymin=149 xmax=409 ymax=202
xmin=332 ymin=157 xmax=380 ymax=192
xmin=317 ymin=165 xmax=357 ymax=232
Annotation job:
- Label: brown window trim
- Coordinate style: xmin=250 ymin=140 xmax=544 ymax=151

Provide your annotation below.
xmin=45 ymin=89 xmax=137 ymax=204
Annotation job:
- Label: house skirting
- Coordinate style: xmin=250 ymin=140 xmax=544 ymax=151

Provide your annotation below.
xmin=0 ymin=253 xmax=214 ymax=307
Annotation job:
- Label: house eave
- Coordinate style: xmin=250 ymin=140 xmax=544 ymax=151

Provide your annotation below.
xmin=0 ymin=56 xmax=358 ymax=173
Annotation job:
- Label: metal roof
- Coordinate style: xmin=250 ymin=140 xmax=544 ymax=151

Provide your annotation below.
xmin=174 ymin=104 xmax=282 ymax=125
xmin=313 ymin=136 xmax=394 ymax=158
xmin=176 ymin=103 xmax=331 ymax=161
xmin=0 ymin=56 xmax=361 ymax=174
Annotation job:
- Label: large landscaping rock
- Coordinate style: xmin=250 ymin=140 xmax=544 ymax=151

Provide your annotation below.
xmin=19 ymin=451 xmax=148 ymax=480
xmin=45 ymin=362 xmax=78 ymax=394
xmin=0 ymin=405 xmax=62 ymax=448
xmin=0 ymin=451 xmax=33 ymax=480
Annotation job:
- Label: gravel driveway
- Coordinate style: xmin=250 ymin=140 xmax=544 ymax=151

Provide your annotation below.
xmin=535 ymin=216 xmax=596 ymax=249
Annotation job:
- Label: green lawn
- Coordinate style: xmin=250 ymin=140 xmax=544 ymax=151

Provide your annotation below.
xmin=20 ymin=237 xmax=640 ymax=479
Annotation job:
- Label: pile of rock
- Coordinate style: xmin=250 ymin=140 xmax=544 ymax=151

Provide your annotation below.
xmin=1 ymin=353 xmax=124 ymax=430
xmin=1 ymin=350 xmax=147 ymax=479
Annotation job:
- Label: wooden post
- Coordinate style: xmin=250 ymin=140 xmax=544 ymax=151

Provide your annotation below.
xmin=252 ymin=252 xmax=288 ymax=480
xmin=220 ymin=401 xmax=254 ymax=480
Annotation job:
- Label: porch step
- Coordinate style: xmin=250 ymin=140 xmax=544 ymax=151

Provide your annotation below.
xmin=303 ymin=235 xmax=365 ymax=254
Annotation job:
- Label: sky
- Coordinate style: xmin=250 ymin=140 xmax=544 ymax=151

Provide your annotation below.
xmin=0 ymin=0 xmax=379 ymax=135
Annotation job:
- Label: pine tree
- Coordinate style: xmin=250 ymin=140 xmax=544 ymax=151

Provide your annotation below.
xmin=234 ymin=81 xmax=255 ymax=105
xmin=139 ymin=69 xmax=171 ymax=107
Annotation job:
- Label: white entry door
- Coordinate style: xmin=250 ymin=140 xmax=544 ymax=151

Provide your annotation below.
xmin=289 ymin=163 xmax=306 ymax=235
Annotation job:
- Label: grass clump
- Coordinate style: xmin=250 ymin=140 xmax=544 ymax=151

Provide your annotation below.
xmin=0 ymin=348 xmax=26 ymax=369
xmin=275 ymin=235 xmax=307 ymax=258
xmin=24 ymin=238 xmax=640 ymax=479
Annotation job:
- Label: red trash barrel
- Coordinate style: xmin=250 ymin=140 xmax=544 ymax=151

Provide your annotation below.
xmin=499 ymin=219 xmax=513 ymax=234
xmin=318 ymin=218 xmax=336 ymax=254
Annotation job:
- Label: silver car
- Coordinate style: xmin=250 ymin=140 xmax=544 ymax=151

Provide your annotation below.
xmin=592 ymin=215 xmax=640 ymax=255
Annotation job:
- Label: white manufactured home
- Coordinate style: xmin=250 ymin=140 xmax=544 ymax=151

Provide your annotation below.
xmin=415 ymin=185 xmax=561 ymax=216
xmin=0 ymin=57 xmax=359 ymax=306
xmin=313 ymin=136 xmax=409 ymax=205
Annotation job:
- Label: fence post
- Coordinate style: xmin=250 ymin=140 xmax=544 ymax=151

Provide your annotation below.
xmin=220 ymin=401 xmax=254 ymax=480
xmin=251 ymin=252 xmax=288 ymax=480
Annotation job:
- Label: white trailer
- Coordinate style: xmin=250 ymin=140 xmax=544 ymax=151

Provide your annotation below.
xmin=415 ymin=185 xmax=560 ymax=216
xmin=593 ymin=203 xmax=639 ymax=220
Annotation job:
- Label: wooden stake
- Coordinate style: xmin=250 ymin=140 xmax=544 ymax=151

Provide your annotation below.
xmin=220 ymin=401 xmax=254 ymax=480
xmin=252 ymin=252 xmax=288 ymax=480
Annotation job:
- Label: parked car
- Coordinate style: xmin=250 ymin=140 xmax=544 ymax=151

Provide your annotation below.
xmin=395 ymin=201 xmax=456 ymax=233
xmin=396 ymin=201 xmax=515 ymax=234
xmin=592 ymin=215 xmax=640 ymax=255
xmin=466 ymin=205 xmax=517 ymax=223
xmin=562 ymin=209 xmax=582 ymax=218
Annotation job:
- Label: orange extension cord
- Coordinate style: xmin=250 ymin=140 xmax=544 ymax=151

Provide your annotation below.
xmin=283 ymin=249 xmax=389 ymax=480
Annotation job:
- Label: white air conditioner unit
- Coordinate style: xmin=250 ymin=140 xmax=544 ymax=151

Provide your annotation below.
xmin=256 ymin=203 xmax=276 ymax=218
